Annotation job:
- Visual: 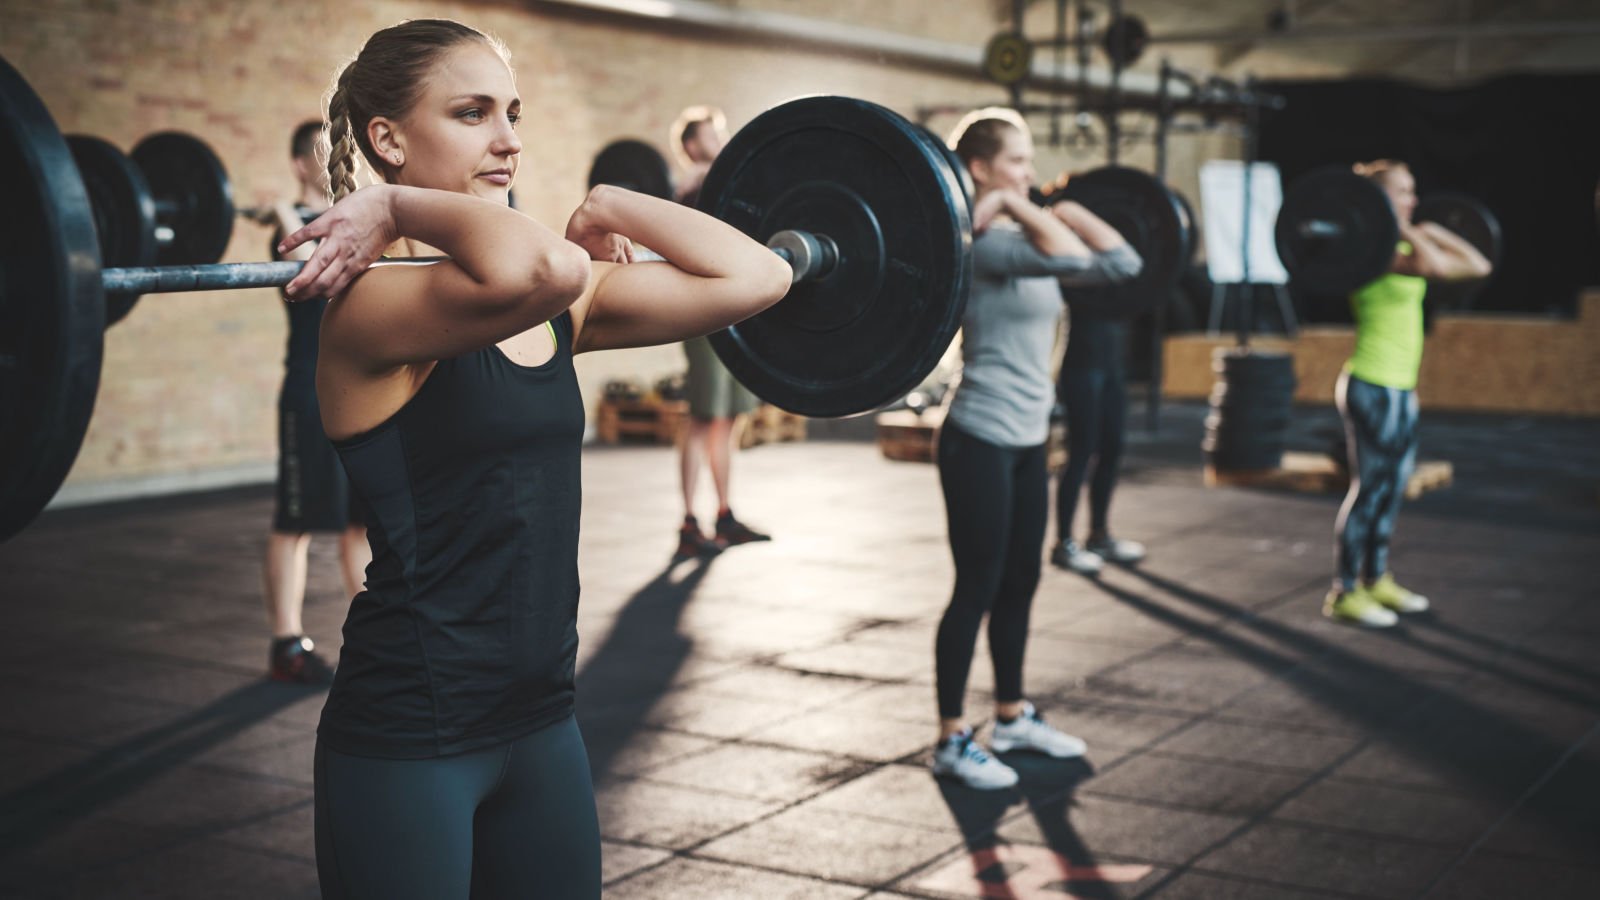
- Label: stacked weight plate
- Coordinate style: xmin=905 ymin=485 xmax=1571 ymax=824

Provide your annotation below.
xmin=1202 ymin=349 xmax=1296 ymax=471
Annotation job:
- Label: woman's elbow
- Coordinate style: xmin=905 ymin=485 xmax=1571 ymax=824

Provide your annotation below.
xmin=528 ymin=241 xmax=593 ymax=306
xmin=755 ymin=253 xmax=793 ymax=310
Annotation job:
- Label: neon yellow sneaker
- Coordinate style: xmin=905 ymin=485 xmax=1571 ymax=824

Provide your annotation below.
xmin=1367 ymin=573 xmax=1430 ymax=613
xmin=1323 ymin=586 xmax=1399 ymax=628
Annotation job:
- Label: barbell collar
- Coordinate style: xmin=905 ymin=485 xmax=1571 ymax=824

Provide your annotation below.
xmin=767 ymin=229 xmax=839 ymax=284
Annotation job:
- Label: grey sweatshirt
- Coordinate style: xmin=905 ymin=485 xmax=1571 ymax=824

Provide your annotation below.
xmin=945 ymin=225 xmax=1143 ymax=447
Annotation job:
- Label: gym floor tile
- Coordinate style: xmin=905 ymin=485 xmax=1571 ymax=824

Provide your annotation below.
xmin=695 ymin=804 xmax=961 ymax=885
xmin=211 ymin=802 xmax=317 ymax=862
xmin=594 ymin=777 xmax=784 ymax=850
xmin=1269 ymin=778 xmax=1503 ymax=845
xmin=1142 ymin=871 xmax=1356 ymax=899
xmin=993 ymin=793 xmax=1248 ymax=867
xmin=1081 ymin=752 xmax=1307 ymax=817
xmin=893 ymin=843 xmax=1169 ymax=899
xmin=599 ymin=840 xmax=674 ymax=885
xmin=608 ymin=856 xmax=866 ymax=899
xmin=643 ymin=743 xmax=871 ymax=802
xmin=32 ymin=838 xmax=321 ymax=900
xmin=1421 ymin=850 xmax=1600 ymax=900
xmin=1191 ymin=820 xmax=1459 ymax=899
xmin=747 ymin=706 xmax=940 ymax=763
xmin=1148 ymin=718 xmax=1361 ymax=772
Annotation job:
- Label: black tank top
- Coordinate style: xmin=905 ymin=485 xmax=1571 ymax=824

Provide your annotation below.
xmin=319 ymin=313 xmax=586 ymax=758
xmin=272 ymin=212 xmax=326 ymax=379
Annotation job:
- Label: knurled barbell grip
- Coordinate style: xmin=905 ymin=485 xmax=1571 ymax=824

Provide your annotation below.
xmin=101 ymin=257 xmax=449 ymax=294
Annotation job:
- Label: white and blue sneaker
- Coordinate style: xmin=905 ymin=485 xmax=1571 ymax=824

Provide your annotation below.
xmin=1086 ymin=535 xmax=1146 ymax=565
xmin=989 ymin=702 xmax=1088 ymax=758
xmin=932 ymin=729 xmax=1019 ymax=790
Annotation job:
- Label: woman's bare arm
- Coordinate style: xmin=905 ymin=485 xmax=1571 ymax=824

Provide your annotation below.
xmin=565 ymin=185 xmax=792 ymax=353
xmin=283 ymin=184 xmax=592 ymax=370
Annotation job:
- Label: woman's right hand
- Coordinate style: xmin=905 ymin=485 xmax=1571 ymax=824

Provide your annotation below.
xmin=280 ymin=184 xmax=400 ymax=301
xmin=970 ymin=189 xmax=1015 ymax=234
xmin=565 ymin=187 xmax=635 ymax=264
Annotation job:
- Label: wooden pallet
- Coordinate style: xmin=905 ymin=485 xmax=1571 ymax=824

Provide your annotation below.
xmin=596 ymin=397 xmax=688 ymax=445
xmin=739 ymin=405 xmax=808 ymax=449
xmin=876 ymin=408 xmax=1068 ymax=471
xmin=877 ymin=408 xmax=942 ymax=463
xmin=1205 ymin=451 xmax=1453 ymax=500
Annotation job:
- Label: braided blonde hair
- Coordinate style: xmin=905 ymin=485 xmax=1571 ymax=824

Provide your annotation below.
xmin=322 ymin=19 xmax=511 ymax=202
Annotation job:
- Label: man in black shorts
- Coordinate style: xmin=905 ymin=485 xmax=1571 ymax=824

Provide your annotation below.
xmin=258 ymin=121 xmax=370 ymax=683
xmin=671 ymin=106 xmax=771 ymax=557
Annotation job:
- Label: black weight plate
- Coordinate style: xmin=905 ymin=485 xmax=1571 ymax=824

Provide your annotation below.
xmin=588 ymin=139 xmax=674 ymax=200
xmin=983 ymin=32 xmax=1033 ymax=86
xmin=0 ymin=57 xmax=105 ymax=542
xmin=1055 ymin=166 xmax=1187 ymax=318
xmin=1416 ymin=191 xmax=1501 ymax=311
xmin=67 ymin=135 xmax=155 ymax=326
xmin=698 ymin=96 xmax=971 ymax=418
xmin=131 ymin=131 xmax=234 ymax=266
xmin=913 ymin=124 xmax=973 ymax=213
xmin=1173 ymin=188 xmax=1199 ymax=264
xmin=1101 ymin=14 xmax=1150 ymax=67
xmin=1276 ymin=166 xmax=1399 ymax=296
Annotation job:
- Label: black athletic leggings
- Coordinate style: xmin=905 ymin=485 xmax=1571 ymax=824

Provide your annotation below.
xmin=1334 ymin=370 xmax=1419 ymax=592
xmin=935 ymin=422 xmax=1048 ymax=719
xmin=315 ymin=715 xmax=601 ymax=900
xmin=1056 ymin=364 xmax=1127 ymax=542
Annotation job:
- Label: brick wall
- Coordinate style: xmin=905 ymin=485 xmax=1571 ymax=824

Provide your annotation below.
xmin=3 ymin=0 xmax=1221 ymax=500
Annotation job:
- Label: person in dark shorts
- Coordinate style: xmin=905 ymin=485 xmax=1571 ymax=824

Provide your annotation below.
xmin=280 ymin=20 xmax=790 ymax=898
xmin=671 ymin=105 xmax=771 ymax=557
xmin=930 ymin=109 xmax=1141 ymax=789
xmin=258 ymin=120 xmax=370 ymax=684
xmin=1324 ymin=160 xmax=1491 ymax=627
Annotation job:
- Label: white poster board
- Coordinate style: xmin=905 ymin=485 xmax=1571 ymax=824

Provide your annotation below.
xmin=1199 ymin=160 xmax=1289 ymax=285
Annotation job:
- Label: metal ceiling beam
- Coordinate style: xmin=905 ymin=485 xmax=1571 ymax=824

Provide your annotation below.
xmin=532 ymin=0 xmax=1196 ymax=101
xmin=1150 ymin=18 xmax=1600 ymax=45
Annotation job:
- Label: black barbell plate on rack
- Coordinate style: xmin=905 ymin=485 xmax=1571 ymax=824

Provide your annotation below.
xmin=587 ymin=139 xmax=675 ymax=200
xmin=131 ymin=131 xmax=235 ymax=266
xmin=67 ymin=134 xmax=156 ymax=326
xmin=1275 ymin=166 xmax=1399 ymax=296
xmin=697 ymin=96 xmax=972 ymax=418
xmin=1054 ymin=166 xmax=1188 ymax=318
xmin=0 ymin=56 xmax=105 ymax=542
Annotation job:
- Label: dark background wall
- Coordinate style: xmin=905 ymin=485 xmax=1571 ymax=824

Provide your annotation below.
xmin=1260 ymin=73 xmax=1600 ymax=320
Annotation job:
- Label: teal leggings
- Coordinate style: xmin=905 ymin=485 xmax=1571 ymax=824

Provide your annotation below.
xmin=314 ymin=716 xmax=600 ymax=900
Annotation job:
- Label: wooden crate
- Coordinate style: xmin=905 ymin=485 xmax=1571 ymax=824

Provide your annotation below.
xmin=877 ymin=408 xmax=1070 ymax=470
xmin=596 ymin=397 xmax=688 ymax=445
xmin=877 ymin=408 xmax=941 ymax=463
xmin=1205 ymin=451 xmax=1453 ymax=500
xmin=738 ymin=404 xmax=807 ymax=449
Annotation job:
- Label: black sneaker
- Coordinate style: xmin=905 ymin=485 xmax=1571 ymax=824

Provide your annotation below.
xmin=269 ymin=635 xmax=335 ymax=685
xmin=676 ymin=516 xmax=723 ymax=559
xmin=715 ymin=511 xmax=771 ymax=546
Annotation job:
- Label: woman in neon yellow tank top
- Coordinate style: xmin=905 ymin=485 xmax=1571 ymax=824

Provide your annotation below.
xmin=1326 ymin=160 xmax=1492 ymax=627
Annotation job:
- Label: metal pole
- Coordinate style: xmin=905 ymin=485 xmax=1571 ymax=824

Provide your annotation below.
xmin=1105 ymin=0 xmax=1122 ymax=166
xmin=1148 ymin=57 xmax=1174 ymax=434
xmin=1236 ymin=77 xmax=1260 ymax=351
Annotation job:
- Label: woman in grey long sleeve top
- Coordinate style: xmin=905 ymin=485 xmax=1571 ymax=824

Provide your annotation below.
xmin=931 ymin=111 xmax=1142 ymax=790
